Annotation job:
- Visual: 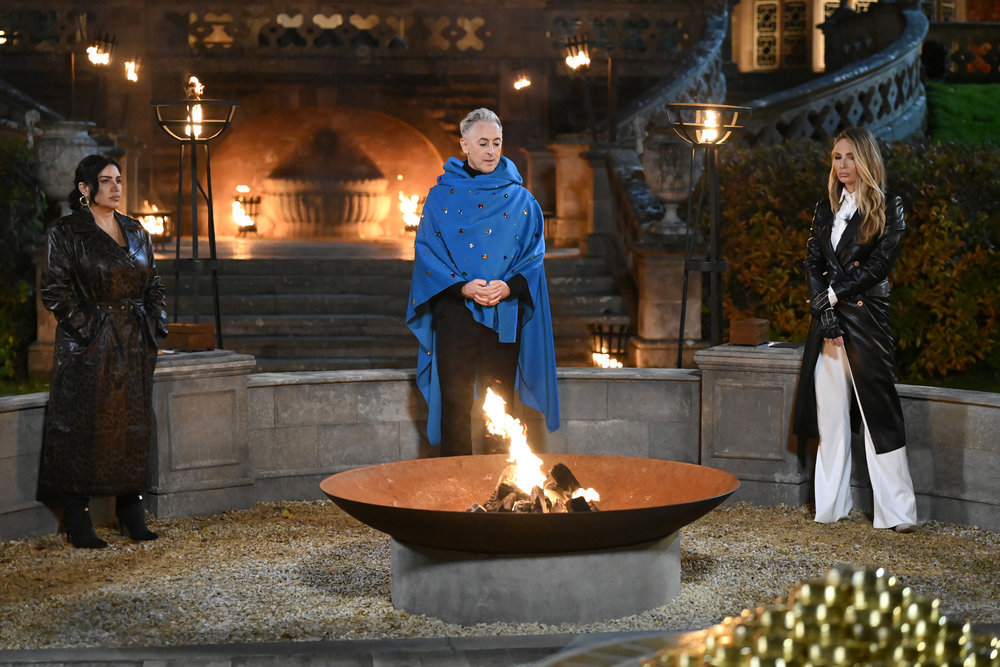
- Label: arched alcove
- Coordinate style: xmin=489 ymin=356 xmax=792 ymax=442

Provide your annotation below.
xmin=211 ymin=107 xmax=443 ymax=239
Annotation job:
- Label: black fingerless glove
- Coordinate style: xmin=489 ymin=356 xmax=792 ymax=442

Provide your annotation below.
xmin=818 ymin=307 xmax=843 ymax=339
xmin=809 ymin=290 xmax=831 ymax=316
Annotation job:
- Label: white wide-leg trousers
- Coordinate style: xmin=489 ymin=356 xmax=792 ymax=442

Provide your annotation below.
xmin=813 ymin=342 xmax=917 ymax=529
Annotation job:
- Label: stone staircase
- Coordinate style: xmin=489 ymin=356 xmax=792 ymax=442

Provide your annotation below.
xmin=156 ymin=254 xmax=629 ymax=372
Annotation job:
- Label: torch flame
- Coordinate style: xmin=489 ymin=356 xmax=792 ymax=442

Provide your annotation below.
xmin=399 ymin=191 xmax=421 ymax=230
xmin=86 ymin=45 xmax=110 ymax=66
xmin=232 ymin=186 xmax=255 ymax=228
xmin=125 ymin=60 xmax=138 ymax=83
xmin=483 ymin=388 xmax=546 ymax=494
xmin=698 ymin=109 xmax=719 ymax=144
xmin=186 ymin=75 xmax=205 ymax=99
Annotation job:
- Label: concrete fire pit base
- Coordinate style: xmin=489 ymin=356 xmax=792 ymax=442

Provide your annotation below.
xmin=390 ymin=532 xmax=680 ymax=625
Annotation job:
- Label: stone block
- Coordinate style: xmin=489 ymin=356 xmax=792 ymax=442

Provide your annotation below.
xmin=564 ymin=419 xmax=649 ymax=457
xmin=319 ymin=422 xmax=402 ymax=468
xmin=356 ymin=381 xmax=413 ymax=423
xmin=390 ymin=533 xmax=680 ymax=625
xmin=649 ymin=421 xmax=700 ymax=463
xmin=274 ymin=383 xmax=357 ymax=427
xmin=167 ymin=387 xmax=240 ymax=470
xmin=608 ymin=380 xmax=694 ymax=423
xmin=557 ymin=378 xmax=608 ymax=421
xmin=247 ymin=385 xmax=275 ymax=431
xmin=265 ymin=426 xmax=321 ymax=473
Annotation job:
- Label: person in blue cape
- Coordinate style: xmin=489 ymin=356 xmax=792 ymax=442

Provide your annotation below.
xmin=406 ymin=108 xmax=560 ymax=456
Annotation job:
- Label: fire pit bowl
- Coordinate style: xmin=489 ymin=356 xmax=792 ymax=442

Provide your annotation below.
xmin=320 ymin=454 xmax=739 ymax=554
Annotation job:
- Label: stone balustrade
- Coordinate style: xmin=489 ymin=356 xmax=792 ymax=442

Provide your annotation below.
xmin=0 ymin=1 xmax=710 ymax=79
xmin=3 ymin=348 xmax=999 ymax=542
xmin=742 ymin=8 xmax=928 ymax=146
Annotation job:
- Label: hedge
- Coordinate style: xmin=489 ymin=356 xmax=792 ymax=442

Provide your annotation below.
xmin=712 ymin=139 xmax=999 ymax=385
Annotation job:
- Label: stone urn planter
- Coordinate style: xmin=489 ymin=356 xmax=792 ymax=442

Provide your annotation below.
xmin=33 ymin=120 xmax=97 ymax=216
xmin=262 ymin=128 xmax=391 ymax=239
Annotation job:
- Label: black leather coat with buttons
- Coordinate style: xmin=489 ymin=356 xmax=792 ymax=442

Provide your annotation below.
xmin=38 ymin=209 xmax=169 ymax=497
xmin=793 ymin=194 xmax=907 ymax=455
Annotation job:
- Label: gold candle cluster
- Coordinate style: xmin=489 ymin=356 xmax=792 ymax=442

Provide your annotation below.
xmin=644 ymin=566 xmax=999 ymax=666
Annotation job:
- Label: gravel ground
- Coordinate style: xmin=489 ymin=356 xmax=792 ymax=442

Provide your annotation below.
xmin=0 ymin=500 xmax=997 ymax=650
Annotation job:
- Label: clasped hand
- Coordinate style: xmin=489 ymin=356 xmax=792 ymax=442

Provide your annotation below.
xmin=462 ymin=279 xmax=510 ymax=306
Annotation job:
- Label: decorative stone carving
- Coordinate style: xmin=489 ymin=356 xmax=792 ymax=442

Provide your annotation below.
xmin=261 ymin=128 xmax=391 ymax=239
xmin=639 ymin=136 xmax=703 ymax=233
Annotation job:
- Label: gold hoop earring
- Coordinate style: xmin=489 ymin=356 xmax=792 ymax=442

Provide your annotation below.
xmin=79 ymin=194 xmax=90 ymax=208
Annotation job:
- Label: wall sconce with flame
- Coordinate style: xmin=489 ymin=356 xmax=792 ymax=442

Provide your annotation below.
xmin=85 ymin=33 xmax=116 ymax=66
xmin=564 ymin=35 xmax=595 ymax=135
xmin=589 ymin=321 xmax=631 ymax=368
xmin=153 ymin=76 xmax=239 ymax=349
xmin=513 ymin=70 xmax=532 ymax=91
xmin=665 ymin=102 xmax=751 ymax=365
xmin=124 ymin=58 xmax=140 ymax=83
xmin=132 ymin=200 xmax=173 ymax=247
xmin=233 ymin=185 xmax=260 ymax=236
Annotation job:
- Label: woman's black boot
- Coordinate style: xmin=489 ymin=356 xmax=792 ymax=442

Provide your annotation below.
xmin=63 ymin=496 xmax=108 ymax=549
xmin=115 ymin=493 xmax=158 ymax=541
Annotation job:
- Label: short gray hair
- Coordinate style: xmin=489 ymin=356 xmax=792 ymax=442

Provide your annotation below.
xmin=460 ymin=108 xmax=502 ymax=137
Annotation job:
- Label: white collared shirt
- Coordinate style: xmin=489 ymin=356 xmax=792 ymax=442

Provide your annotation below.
xmin=827 ymin=190 xmax=857 ymax=305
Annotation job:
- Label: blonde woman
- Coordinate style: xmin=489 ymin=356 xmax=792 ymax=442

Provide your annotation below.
xmin=792 ymin=128 xmax=917 ymax=533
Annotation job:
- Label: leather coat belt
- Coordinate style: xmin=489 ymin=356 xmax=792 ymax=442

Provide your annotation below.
xmin=863 ymin=280 xmax=891 ymax=298
xmin=95 ymin=299 xmax=143 ymax=313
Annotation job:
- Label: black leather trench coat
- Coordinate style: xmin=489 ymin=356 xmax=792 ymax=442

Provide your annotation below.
xmin=38 ymin=209 xmax=168 ymax=498
xmin=792 ymin=194 xmax=907 ymax=455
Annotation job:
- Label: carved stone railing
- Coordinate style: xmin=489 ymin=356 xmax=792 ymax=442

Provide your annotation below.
xmin=741 ymin=8 xmax=929 ymax=146
xmin=925 ymin=21 xmax=1000 ymax=82
xmin=0 ymin=2 xmax=707 ymax=79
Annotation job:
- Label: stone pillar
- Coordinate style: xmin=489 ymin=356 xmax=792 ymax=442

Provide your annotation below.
xmin=519 ymin=143 xmax=556 ymax=218
xmin=149 ymin=350 xmax=257 ymax=518
xmin=695 ymin=343 xmax=809 ymax=505
xmin=630 ymin=248 xmax=703 ymax=368
xmin=547 ymin=136 xmax=593 ymax=248
xmin=583 ymin=144 xmax=615 ymax=257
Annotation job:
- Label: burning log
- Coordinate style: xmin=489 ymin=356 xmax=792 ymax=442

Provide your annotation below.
xmin=470 ymin=387 xmax=601 ymax=514
xmin=467 ymin=462 xmax=600 ymax=514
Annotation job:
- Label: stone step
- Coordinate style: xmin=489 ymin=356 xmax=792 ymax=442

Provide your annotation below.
xmin=161 ymin=291 xmax=623 ymax=317
xmin=158 ymin=272 xmax=617 ymax=297
xmin=156 ymin=254 xmax=628 ymax=371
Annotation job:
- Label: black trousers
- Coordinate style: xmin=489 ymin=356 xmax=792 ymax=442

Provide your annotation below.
xmin=433 ymin=297 xmax=520 ymax=457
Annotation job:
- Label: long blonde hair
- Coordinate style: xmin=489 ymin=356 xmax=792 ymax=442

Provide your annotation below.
xmin=827 ymin=127 xmax=886 ymax=244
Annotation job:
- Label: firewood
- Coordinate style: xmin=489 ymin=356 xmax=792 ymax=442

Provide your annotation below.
xmin=466 ymin=503 xmax=487 ymax=513
xmin=568 ymin=496 xmax=593 ymax=513
xmin=512 ymin=499 xmax=533 ymax=513
xmin=530 ymin=486 xmax=549 ymax=513
xmin=549 ymin=463 xmax=582 ymax=495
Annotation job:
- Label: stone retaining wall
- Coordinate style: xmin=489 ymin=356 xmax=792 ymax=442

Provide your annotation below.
xmin=2 ymin=347 xmax=998 ymax=541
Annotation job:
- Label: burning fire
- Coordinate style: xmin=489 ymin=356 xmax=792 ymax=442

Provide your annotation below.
xmin=233 ymin=185 xmax=255 ymax=228
xmin=399 ymin=191 xmax=421 ymax=231
xmin=86 ymin=45 xmax=110 ymax=66
xmin=592 ymin=347 xmax=624 ymax=369
xmin=698 ymin=109 xmax=719 ymax=144
xmin=137 ymin=201 xmax=166 ymax=237
xmin=483 ymin=388 xmax=598 ymax=502
xmin=185 ymin=76 xmax=204 ymax=138
xmin=124 ymin=60 xmax=139 ymax=83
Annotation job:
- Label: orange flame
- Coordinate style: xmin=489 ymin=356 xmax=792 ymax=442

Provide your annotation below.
xmin=482 ymin=388 xmax=546 ymax=494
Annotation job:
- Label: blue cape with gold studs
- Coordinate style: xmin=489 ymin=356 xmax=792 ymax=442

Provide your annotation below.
xmin=406 ymin=156 xmax=560 ymax=445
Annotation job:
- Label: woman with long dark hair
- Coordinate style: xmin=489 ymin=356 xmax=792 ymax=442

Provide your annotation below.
xmin=793 ymin=128 xmax=918 ymax=533
xmin=38 ymin=154 xmax=168 ymax=548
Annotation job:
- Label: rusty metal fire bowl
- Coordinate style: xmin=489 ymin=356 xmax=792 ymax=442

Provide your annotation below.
xmin=320 ymin=454 xmax=740 ymax=554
